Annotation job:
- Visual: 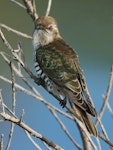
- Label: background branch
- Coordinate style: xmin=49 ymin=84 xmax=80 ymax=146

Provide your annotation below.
xmin=0 ymin=23 xmax=32 ymax=39
xmin=23 ymin=0 xmax=38 ymax=21
xmin=96 ymin=65 xmax=113 ymax=126
xmin=0 ymin=112 xmax=64 ymax=150
xmin=46 ymin=0 xmax=52 ymax=16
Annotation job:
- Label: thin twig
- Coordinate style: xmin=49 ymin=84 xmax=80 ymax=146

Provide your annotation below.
xmin=19 ymin=109 xmax=25 ymax=122
xmin=0 ymin=29 xmax=24 ymax=67
xmin=43 ymin=142 xmax=52 ymax=150
xmin=0 ymin=134 xmax=4 ymax=150
xmin=5 ymin=62 xmax=16 ymax=150
xmin=96 ymin=65 xmax=113 ymax=126
xmin=0 ymin=23 xmax=32 ymax=39
xmin=10 ymin=62 xmax=16 ymax=113
xmin=6 ymin=123 xmax=15 ymax=150
xmin=107 ymin=102 xmax=113 ymax=117
xmin=0 ymin=112 xmax=64 ymax=150
xmin=14 ymin=42 xmax=24 ymax=73
xmin=1 ymin=101 xmax=17 ymax=118
xmin=23 ymin=0 xmax=38 ymax=21
xmin=99 ymin=118 xmax=108 ymax=138
xmin=76 ymin=121 xmax=97 ymax=150
xmin=49 ymin=107 xmax=82 ymax=150
xmin=10 ymin=0 xmax=26 ymax=9
xmin=0 ymin=89 xmax=5 ymax=112
xmin=98 ymin=133 xmax=113 ymax=148
xmin=0 ymin=30 xmax=39 ymax=85
xmin=32 ymin=0 xmax=38 ymax=19
xmin=46 ymin=0 xmax=52 ymax=16
xmin=25 ymin=131 xmax=42 ymax=150
xmin=96 ymin=137 xmax=102 ymax=150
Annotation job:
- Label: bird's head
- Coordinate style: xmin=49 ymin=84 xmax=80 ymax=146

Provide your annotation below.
xmin=33 ymin=16 xmax=61 ymax=48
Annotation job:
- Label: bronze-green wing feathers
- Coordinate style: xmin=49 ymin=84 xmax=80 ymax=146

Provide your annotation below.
xmin=36 ymin=38 xmax=98 ymax=136
xmin=36 ymin=38 xmax=96 ymax=117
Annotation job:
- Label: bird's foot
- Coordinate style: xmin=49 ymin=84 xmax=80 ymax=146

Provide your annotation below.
xmin=35 ymin=78 xmax=45 ymax=86
xmin=59 ymin=98 xmax=67 ymax=108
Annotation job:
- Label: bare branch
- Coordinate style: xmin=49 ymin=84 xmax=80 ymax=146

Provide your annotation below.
xmin=0 ymin=134 xmax=4 ymax=150
xmin=0 ymin=112 xmax=64 ymax=150
xmin=99 ymin=119 xmax=108 ymax=138
xmin=43 ymin=142 xmax=52 ymax=150
xmin=10 ymin=0 xmax=26 ymax=9
xmin=25 ymin=131 xmax=42 ymax=150
xmin=0 ymin=23 xmax=32 ymax=39
xmin=107 ymin=102 xmax=113 ymax=117
xmin=49 ymin=107 xmax=82 ymax=150
xmin=46 ymin=0 xmax=52 ymax=16
xmin=23 ymin=0 xmax=38 ymax=21
xmin=96 ymin=65 xmax=113 ymax=125
xmin=32 ymin=0 xmax=38 ymax=18
xmin=6 ymin=123 xmax=15 ymax=150
xmin=10 ymin=62 xmax=16 ymax=113
xmin=96 ymin=137 xmax=102 ymax=150
xmin=0 ymin=98 xmax=17 ymax=118
xmin=5 ymin=62 xmax=16 ymax=150
xmin=0 ymin=90 xmax=5 ymax=113
xmin=98 ymin=133 xmax=113 ymax=148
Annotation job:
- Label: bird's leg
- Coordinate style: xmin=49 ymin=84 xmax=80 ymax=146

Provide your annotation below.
xmin=59 ymin=97 xmax=67 ymax=108
xmin=35 ymin=78 xmax=45 ymax=86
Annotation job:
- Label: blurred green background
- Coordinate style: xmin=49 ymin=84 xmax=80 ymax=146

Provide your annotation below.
xmin=0 ymin=0 xmax=113 ymax=149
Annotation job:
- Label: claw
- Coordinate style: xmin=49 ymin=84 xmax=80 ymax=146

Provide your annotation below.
xmin=35 ymin=78 xmax=45 ymax=86
xmin=59 ymin=98 xmax=67 ymax=108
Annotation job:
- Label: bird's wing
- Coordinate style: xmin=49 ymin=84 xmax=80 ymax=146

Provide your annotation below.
xmin=36 ymin=38 xmax=96 ymax=116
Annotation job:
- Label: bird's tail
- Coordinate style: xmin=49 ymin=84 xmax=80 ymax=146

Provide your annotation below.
xmin=81 ymin=110 xmax=98 ymax=137
xmin=70 ymin=103 xmax=98 ymax=137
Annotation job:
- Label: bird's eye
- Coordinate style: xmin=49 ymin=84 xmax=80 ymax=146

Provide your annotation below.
xmin=47 ymin=25 xmax=53 ymax=30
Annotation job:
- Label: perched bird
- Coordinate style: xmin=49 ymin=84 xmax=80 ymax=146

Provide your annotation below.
xmin=32 ymin=16 xmax=98 ymax=136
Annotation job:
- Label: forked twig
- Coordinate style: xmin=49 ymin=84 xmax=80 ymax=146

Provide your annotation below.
xmin=0 ymin=112 xmax=64 ymax=150
xmin=23 ymin=0 xmax=38 ymax=21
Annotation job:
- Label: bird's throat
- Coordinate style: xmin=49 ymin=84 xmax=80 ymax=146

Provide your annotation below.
xmin=33 ymin=29 xmax=54 ymax=50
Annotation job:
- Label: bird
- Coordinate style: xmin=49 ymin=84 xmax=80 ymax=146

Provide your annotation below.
xmin=32 ymin=16 xmax=98 ymax=136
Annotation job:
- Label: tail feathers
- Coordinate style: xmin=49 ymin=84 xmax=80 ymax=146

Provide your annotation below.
xmin=81 ymin=111 xmax=98 ymax=137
